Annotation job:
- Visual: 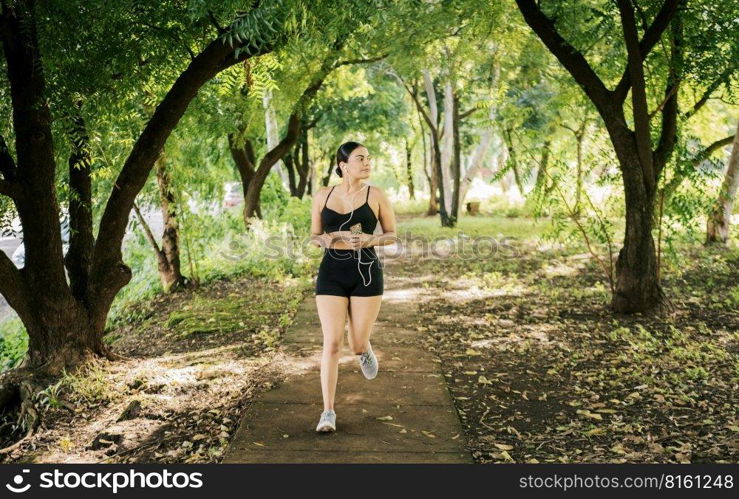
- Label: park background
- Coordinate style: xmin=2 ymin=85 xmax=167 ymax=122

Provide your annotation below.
xmin=0 ymin=0 xmax=736 ymax=463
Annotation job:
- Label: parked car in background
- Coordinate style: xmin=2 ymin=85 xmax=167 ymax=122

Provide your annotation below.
xmin=223 ymin=181 xmax=243 ymax=207
xmin=11 ymin=213 xmax=71 ymax=269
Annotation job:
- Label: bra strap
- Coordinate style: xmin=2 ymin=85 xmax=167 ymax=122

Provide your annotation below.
xmin=365 ymin=185 xmax=370 ymax=202
xmin=323 ymin=185 xmax=336 ymax=210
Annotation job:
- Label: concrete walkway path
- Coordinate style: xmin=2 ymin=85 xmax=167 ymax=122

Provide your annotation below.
xmin=223 ymin=268 xmax=473 ymax=464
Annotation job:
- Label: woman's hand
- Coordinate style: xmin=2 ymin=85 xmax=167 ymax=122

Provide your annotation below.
xmin=311 ymin=233 xmax=332 ymax=248
xmin=348 ymin=233 xmax=374 ymax=250
xmin=317 ymin=231 xmax=352 ymax=248
xmin=318 ymin=231 xmax=373 ymax=249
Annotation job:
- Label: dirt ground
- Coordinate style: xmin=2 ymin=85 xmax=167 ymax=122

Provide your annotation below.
xmin=0 ymin=274 xmax=311 ymax=463
xmin=392 ymin=238 xmax=738 ymax=463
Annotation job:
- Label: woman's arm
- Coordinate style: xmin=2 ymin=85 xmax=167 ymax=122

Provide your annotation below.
xmin=309 ymin=187 xmax=329 ymax=248
xmin=357 ymin=187 xmax=399 ymax=248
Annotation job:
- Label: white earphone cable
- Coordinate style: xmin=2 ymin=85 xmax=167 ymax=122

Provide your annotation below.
xmin=326 ymin=184 xmax=378 ymax=287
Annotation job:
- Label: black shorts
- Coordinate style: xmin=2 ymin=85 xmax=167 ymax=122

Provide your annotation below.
xmin=315 ymin=248 xmax=384 ymax=297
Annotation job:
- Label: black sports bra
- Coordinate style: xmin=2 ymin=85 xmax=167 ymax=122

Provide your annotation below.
xmin=321 ymin=185 xmax=378 ymax=234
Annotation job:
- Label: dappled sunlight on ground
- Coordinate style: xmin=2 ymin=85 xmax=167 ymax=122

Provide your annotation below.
xmin=1 ymin=274 xmax=310 ymax=464
xmin=542 ymin=260 xmax=585 ymax=278
xmin=468 ymin=324 xmax=563 ymax=352
xmin=385 ymin=217 xmax=737 ymax=463
xmin=20 ymin=343 xmax=280 ymax=464
xmin=381 ymin=286 xmax=425 ymax=303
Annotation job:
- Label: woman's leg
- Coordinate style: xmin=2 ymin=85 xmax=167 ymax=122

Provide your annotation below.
xmin=315 ymin=295 xmax=349 ymax=411
xmin=347 ymin=296 xmax=383 ymax=355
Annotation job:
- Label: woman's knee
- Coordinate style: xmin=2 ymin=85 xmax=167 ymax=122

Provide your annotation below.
xmin=350 ymin=337 xmax=369 ymax=355
xmin=322 ymin=338 xmax=342 ymax=355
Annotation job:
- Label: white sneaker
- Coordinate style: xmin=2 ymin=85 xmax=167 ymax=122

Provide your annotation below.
xmin=315 ymin=410 xmax=336 ymax=433
xmin=358 ymin=344 xmax=378 ymax=380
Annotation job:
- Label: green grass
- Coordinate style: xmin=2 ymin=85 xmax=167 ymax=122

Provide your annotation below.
xmin=0 ymin=318 xmax=27 ymax=371
xmin=393 ymin=192 xmax=535 ymax=219
xmin=105 ymin=207 xmax=317 ymax=333
xmin=164 ymin=285 xmax=304 ymax=338
xmin=398 ymin=214 xmax=549 ymax=241
xmin=0 ymin=202 xmax=319 ymax=370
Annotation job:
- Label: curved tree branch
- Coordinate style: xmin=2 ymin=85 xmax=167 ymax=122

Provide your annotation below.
xmin=683 ymin=67 xmax=734 ymax=120
xmin=514 ymin=0 xmax=613 ymax=114
xmin=617 ymin=0 xmax=655 ymax=192
xmin=89 ymin=28 xmax=280 ymax=318
xmin=0 ymin=134 xmax=17 ymax=181
xmin=613 ymin=0 xmax=681 ymax=103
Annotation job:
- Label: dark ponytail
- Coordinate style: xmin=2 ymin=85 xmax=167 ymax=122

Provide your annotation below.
xmin=335 ymin=141 xmax=363 ymax=178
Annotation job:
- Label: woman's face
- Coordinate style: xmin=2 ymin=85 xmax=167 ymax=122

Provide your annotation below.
xmin=342 ymin=146 xmax=371 ymax=178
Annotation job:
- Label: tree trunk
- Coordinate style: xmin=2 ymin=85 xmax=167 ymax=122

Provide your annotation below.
xmin=283 ymin=147 xmax=298 ymax=196
xmin=295 ymin=124 xmax=311 ymax=198
xmin=610 ymin=0 xmax=680 ymax=314
xmin=299 ymin=135 xmax=310 ymax=198
xmin=504 ymin=127 xmax=525 ymax=197
xmin=0 ymin=6 xmax=278 ymax=451
xmin=612 ymin=152 xmax=663 ymax=313
xmin=65 ymin=108 xmax=95 ymax=301
xmin=20 ymin=303 xmax=105 ymax=374
xmin=87 ymin=31 xmax=276 ymax=339
xmin=243 ymin=111 xmax=303 ymax=221
xmin=284 ymin=131 xmax=310 ymax=198
xmin=427 ymin=146 xmax=439 ymax=216
xmin=263 ymin=88 xmax=289 ymax=190
xmin=422 ymin=70 xmax=449 ymax=222
xmin=574 ymin=120 xmax=588 ymax=214
xmin=306 ymin=136 xmax=316 ymax=197
xmin=136 ymin=97 xmax=187 ymax=293
xmin=430 ymin=131 xmax=451 ymax=225
xmin=321 ymin=150 xmax=333 ymax=187
xmin=0 ymin=3 xmax=108 ymax=375
xmin=440 ymin=79 xmax=454 ymax=215
xmin=228 ymin=134 xmax=263 ymax=225
xmin=449 ymin=91 xmax=461 ymax=225
xmin=706 ymin=121 xmax=739 ymax=244
xmin=533 ymin=140 xmax=552 ymax=199
xmin=410 ymin=74 xmax=449 ymax=223
xmin=414 ymin=99 xmax=434 ymax=214
xmin=243 ymin=49 xmax=355 ymax=221
xmin=405 ymin=138 xmax=415 ymax=200
xmin=155 ymin=153 xmax=188 ymax=292
xmin=133 ymin=202 xmax=166 ymax=275
xmin=514 ymin=0 xmax=683 ymax=313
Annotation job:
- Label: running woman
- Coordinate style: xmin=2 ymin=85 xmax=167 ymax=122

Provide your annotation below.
xmin=309 ymin=141 xmax=397 ymax=433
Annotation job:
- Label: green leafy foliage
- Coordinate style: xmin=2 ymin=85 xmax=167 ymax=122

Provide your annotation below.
xmin=0 ymin=319 xmax=28 ymax=371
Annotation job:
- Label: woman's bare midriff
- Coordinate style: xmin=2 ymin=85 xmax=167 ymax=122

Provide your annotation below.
xmin=325 ymin=231 xmax=362 ymax=250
